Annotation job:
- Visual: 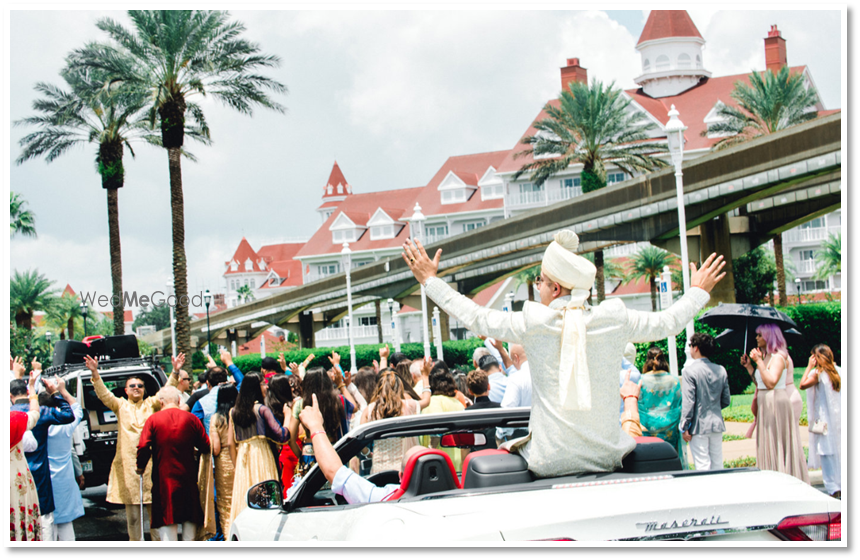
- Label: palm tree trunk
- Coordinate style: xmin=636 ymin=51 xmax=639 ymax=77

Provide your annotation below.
xmin=106 ymin=188 xmax=125 ymax=335
xmin=17 ymin=311 xmax=31 ymax=330
xmin=67 ymin=318 xmax=74 ymax=340
xmin=594 ymin=250 xmax=605 ymax=303
xmin=168 ymin=146 xmax=190 ymax=357
xmin=773 ymin=234 xmax=787 ymax=306
xmin=649 ymin=274 xmax=658 ymax=311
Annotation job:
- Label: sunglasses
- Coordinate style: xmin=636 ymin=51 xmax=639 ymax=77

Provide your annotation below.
xmin=179 ymin=377 xmax=191 ymax=382
xmin=127 ymin=383 xmax=145 ymax=389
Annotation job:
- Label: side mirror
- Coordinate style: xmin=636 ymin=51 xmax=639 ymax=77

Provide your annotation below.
xmin=440 ymin=432 xmax=487 ymax=448
xmin=247 ymin=480 xmax=283 ymax=510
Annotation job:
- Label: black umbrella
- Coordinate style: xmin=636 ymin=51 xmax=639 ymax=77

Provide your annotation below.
xmin=700 ymin=303 xmax=800 ymax=353
xmin=715 ymin=327 xmax=804 ymax=354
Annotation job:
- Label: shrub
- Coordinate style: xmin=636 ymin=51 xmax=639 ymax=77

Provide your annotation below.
xmin=724 ymin=456 xmax=757 ymax=468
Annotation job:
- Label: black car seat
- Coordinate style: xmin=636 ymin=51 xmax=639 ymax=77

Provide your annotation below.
xmin=620 ymin=436 xmax=682 ymax=473
xmin=460 ymin=449 xmax=534 ymax=490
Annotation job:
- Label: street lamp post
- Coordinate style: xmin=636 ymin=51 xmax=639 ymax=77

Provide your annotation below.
xmin=387 ymin=298 xmax=401 ymax=353
xmin=794 ymin=278 xmax=802 ymax=304
xmin=503 ymin=291 xmax=515 ymax=312
xmin=665 ymin=104 xmax=695 ymax=348
xmin=432 ymin=306 xmax=444 ymax=361
xmin=80 ymin=303 xmax=89 ymax=338
xmin=409 ymin=203 xmax=431 ymax=360
xmin=167 ymin=280 xmax=177 ymax=358
xmin=204 ymin=289 xmax=212 ymax=356
xmin=341 ymin=242 xmax=358 ymax=374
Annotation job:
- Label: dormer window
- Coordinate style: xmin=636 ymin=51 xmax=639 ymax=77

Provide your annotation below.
xmin=479 ymin=166 xmax=504 ymax=200
xmin=655 ymin=55 xmax=670 ymax=70
xmin=337 ymin=184 xmax=343 ymax=194
xmin=677 ymin=53 xmax=691 ymax=69
xmin=438 ymin=170 xmax=477 ymax=205
xmin=250 ymin=279 xmax=255 ymax=289
xmin=244 ymin=258 xmax=253 ymax=271
xmin=441 ymin=190 xmax=468 ymax=204
xmin=231 ymin=261 xmax=238 ymax=271
xmin=327 ymin=186 xmax=333 ymax=195
xmin=643 ymin=58 xmax=651 ymax=72
xmin=370 ymin=225 xmax=395 ymax=240
xmin=258 ymin=259 xmax=267 ymax=270
xmin=367 ymin=208 xmax=403 ymax=240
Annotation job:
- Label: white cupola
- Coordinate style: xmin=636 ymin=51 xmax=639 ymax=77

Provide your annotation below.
xmin=634 ymin=10 xmax=711 ymax=98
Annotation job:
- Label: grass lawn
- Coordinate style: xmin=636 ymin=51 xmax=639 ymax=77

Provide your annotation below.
xmin=722 ymin=368 xmax=808 ymax=425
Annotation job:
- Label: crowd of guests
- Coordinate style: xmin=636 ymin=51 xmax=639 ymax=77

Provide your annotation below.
xmin=9 ymin=321 xmax=841 ymax=541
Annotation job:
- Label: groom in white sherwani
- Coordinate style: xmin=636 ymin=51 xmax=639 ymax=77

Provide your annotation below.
xmin=402 ymin=230 xmax=725 ymax=478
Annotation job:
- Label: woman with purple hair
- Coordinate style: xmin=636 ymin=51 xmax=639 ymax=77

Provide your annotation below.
xmin=740 ymin=323 xmax=809 ymax=483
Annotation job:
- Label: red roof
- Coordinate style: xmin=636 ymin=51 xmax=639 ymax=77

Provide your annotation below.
xmin=192 ymin=303 xmax=227 ymax=319
xmin=498 ymin=66 xmax=821 ymax=170
xmin=322 ymin=161 xmax=351 ymax=200
xmin=402 ymin=150 xmax=510 ymax=221
xmin=398 ymin=305 xmax=419 ymax=314
xmin=225 ymin=237 xmax=267 ymax=275
xmin=237 ymin=329 xmax=286 ymax=356
xmin=260 ymin=259 xmax=303 ymax=289
xmin=62 ymin=284 xmax=76 ymax=297
xmin=295 ymin=187 xmax=424 ymax=258
xmin=102 ymin=310 xmax=134 ymax=323
xmin=257 ymin=243 xmax=303 ymax=263
xmin=471 ymin=279 xmax=506 ymax=307
xmin=638 ymin=10 xmax=703 ymax=45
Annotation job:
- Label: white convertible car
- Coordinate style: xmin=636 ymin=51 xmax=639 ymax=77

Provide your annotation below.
xmin=229 ymin=408 xmax=841 ymax=542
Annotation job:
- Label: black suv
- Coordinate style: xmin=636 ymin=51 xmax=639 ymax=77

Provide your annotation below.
xmin=44 ymin=335 xmax=167 ymax=489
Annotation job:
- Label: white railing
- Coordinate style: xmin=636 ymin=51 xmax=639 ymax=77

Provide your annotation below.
xmin=782 ymin=226 xmax=840 ymax=244
xmin=508 ymin=190 xmax=546 ymax=206
xmin=795 ymin=260 xmax=817 ymax=274
xmin=604 ymin=242 xmax=650 ymax=258
xmin=547 ymin=187 xmax=582 ymax=203
xmin=315 ymin=325 xmax=392 ymax=342
xmin=423 ymin=233 xmax=449 ymax=245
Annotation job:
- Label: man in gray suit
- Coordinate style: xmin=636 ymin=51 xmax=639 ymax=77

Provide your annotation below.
xmin=680 ymin=333 xmax=731 ymax=471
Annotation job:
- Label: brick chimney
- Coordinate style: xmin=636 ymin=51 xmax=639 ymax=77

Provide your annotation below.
xmin=561 ymin=58 xmax=588 ymax=91
xmin=764 ymin=25 xmax=787 ymax=74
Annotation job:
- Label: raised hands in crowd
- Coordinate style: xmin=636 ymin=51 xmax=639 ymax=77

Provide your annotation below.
xmin=11 ymin=356 xmax=26 ymax=379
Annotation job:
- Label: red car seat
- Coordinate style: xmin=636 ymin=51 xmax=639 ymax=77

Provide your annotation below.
xmin=383 ymin=448 xmax=461 ymax=501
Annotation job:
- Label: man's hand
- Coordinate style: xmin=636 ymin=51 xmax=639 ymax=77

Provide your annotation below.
xmin=56 ymin=376 xmax=67 ymax=393
xmin=31 ymin=358 xmax=42 ymax=373
xmin=689 ymin=253 xmax=726 ymax=293
xmin=402 ymin=238 xmax=442 ymax=285
xmin=28 ymin=370 xmax=38 ymax=391
xmin=206 ymin=354 xmax=217 ymax=369
xmin=220 ymin=350 xmax=233 ymax=367
xmin=421 ymin=356 xmax=433 ymax=378
xmin=288 ymin=362 xmax=300 ymax=376
xmin=299 ymin=393 xmax=325 ymax=434
xmin=12 ymin=356 xmax=26 ymax=379
xmin=77 ymin=475 xmax=85 ymax=490
xmin=379 ymin=345 xmax=390 ymax=359
xmin=489 ymin=337 xmax=505 ymax=353
xmin=84 ymin=355 xmax=100 ymax=380
xmin=278 ymin=352 xmax=288 ymax=373
xmin=372 ymin=359 xmax=380 ymax=373
xmin=682 ymin=431 xmax=692 ymax=443
xmin=328 ymin=351 xmax=341 ymax=367
xmin=42 ymin=377 xmax=58 ymax=395
xmin=135 ymin=468 xmax=145 ymax=476
xmin=171 ymin=352 xmax=186 ymax=374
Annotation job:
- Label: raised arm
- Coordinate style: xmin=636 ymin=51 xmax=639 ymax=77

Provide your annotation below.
xmin=750 ymin=349 xmax=785 ymax=390
xmin=489 ymin=338 xmax=514 ymax=371
xmin=799 ymin=355 xmax=820 ymax=390
xmin=41 ymin=377 xmax=76 ymax=425
xmin=85 ymin=356 xmax=121 ymax=414
xmin=26 ymin=370 xmax=41 ymax=429
xmin=259 ymin=405 xmax=290 ymax=443
xmin=624 ymin=255 xmax=724 ymax=343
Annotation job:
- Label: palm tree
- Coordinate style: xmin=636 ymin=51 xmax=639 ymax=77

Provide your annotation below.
xmin=513 ymin=265 xmax=540 ymax=302
xmin=10 ymin=192 xmax=37 ymax=238
xmin=513 ymin=80 xmax=669 ymax=302
xmin=10 ymin=269 xmax=56 ymax=329
xmin=704 ymin=66 xmax=820 ymax=305
xmin=68 ymin=10 xmax=286 ymax=357
xmin=15 ymin=66 xmax=159 ymax=336
xmin=45 ymin=292 xmax=82 ymax=340
xmin=623 ymin=246 xmax=678 ymax=312
xmin=813 ymin=232 xmax=841 ymax=281
xmin=236 ymin=285 xmax=255 ymax=304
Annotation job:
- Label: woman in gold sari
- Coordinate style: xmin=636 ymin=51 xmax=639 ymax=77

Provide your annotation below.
xmin=227 ymin=373 xmax=290 ymax=527
xmin=207 ymin=384 xmax=238 ymax=538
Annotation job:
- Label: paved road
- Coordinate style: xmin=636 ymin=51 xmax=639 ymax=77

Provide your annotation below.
xmin=75 ymin=485 xmax=153 ymax=541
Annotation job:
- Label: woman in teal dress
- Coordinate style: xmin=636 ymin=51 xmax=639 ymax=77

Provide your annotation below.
xmin=638 ymin=347 xmax=687 ymax=468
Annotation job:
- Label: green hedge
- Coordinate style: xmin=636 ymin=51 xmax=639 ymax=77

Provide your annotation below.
xmin=632 ymin=301 xmax=841 ymax=395
xmin=217 ymin=338 xmax=486 ymax=375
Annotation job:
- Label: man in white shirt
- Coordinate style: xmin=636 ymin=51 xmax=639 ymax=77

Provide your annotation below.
xmin=402 ymin=231 xmax=725 ymax=478
xmin=497 ymin=344 xmax=531 ymax=442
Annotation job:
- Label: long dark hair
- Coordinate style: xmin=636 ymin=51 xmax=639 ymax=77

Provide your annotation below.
xmin=302 ymin=368 xmax=345 ymax=441
xmin=812 ymin=344 xmax=841 ymax=392
xmin=394 ymin=361 xmax=421 ymax=400
xmin=212 ymin=384 xmax=238 ymax=431
xmin=643 ymin=346 xmax=669 ymax=373
xmin=369 ymin=369 xmax=405 ymax=421
xmin=355 ymin=366 xmax=378 ymax=403
xmin=232 ymin=372 xmax=264 ymax=429
xmin=265 ymin=374 xmax=294 ymax=425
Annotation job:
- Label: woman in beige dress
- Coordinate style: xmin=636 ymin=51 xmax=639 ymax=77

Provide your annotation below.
xmin=208 ymin=384 xmax=238 ymax=539
xmin=740 ymin=323 xmax=809 ymax=483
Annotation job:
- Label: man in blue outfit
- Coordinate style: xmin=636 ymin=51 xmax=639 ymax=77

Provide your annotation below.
xmin=10 ymin=375 xmax=75 ymax=540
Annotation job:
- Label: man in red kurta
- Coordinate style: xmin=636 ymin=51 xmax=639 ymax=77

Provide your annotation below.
xmin=137 ymin=386 xmax=210 ymax=541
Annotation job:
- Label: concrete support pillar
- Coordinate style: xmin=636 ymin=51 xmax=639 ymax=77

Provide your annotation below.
xmin=700 ymin=213 xmax=736 ymax=305
xmin=299 ymin=311 xmax=316 ymax=350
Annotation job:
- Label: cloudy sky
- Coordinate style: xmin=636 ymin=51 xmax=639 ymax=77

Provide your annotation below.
xmin=7 ymin=8 xmax=843 ymax=314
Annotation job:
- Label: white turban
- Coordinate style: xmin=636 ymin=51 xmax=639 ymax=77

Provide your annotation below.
xmin=541 ymin=230 xmax=596 ymax=412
